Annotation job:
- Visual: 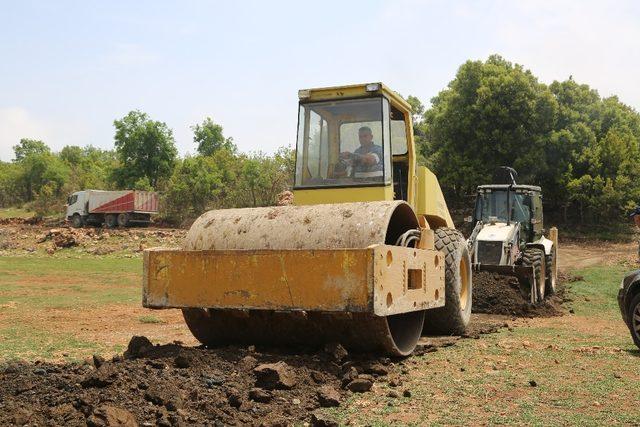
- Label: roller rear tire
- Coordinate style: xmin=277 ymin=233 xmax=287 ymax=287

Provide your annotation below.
xmin=423 ymin=228 xmax=472 ymax=335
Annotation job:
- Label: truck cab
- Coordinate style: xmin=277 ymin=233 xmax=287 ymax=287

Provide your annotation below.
xmin=66 ymin=191 xmax=88 ymax=226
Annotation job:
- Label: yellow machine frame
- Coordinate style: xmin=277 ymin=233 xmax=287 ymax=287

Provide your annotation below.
xmin=141 ymin=83 xmax=459 ymax=355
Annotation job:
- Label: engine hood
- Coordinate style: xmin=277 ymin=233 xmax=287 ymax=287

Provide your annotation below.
xmin=476 ymin=222 xmax=518 ymax=242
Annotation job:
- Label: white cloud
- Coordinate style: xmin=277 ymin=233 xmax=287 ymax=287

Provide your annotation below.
xmin=0 ymin=107 xmax=50 ymax=161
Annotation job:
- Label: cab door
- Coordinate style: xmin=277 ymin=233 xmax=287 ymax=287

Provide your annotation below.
xmin=390 ymin=104 xmax=409 ymax=201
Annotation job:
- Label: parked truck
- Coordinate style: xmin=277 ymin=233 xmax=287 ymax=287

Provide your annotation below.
xmin=65 ymin=190 xmax=158 ymax=228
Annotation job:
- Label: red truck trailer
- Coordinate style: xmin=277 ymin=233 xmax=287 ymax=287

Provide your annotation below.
xmin=65 ymin=190 xmax=159 ymax=228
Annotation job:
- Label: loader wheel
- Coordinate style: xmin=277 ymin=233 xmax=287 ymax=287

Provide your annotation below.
xmin=522 ymin=248 xmax=546 ymax=302
xmin=423 ymin=228 xmax=472 ymax=335
xmin=545 ymin=246 xmax=557 ymax=296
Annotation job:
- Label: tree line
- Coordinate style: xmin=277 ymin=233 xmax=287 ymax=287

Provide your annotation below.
xmin=2 ymin=54 xmax=639 ymax=225
xmin=0 ymin=113 xmax=293 ymax=225
xmin=409 ymin=55 xmax=640 ymax=224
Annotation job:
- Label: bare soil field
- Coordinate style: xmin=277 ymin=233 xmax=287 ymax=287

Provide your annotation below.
xmin=0 ymin=217 xmax=186 ymax=258
xmin=559 ymin=240 xmax=637 ymax=269
xmin=0 ymin=220 xmax=638 ymax=425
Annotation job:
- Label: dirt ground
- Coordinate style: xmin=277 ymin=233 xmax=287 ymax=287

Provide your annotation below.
xmin=559 ymin=240 xmax=637 ymax=269
xmin=0 ymin=315 xmax=512 ymax=427
xmin=0 ymin=218 xmax=186 ymax=258
xmin=0 ymin=220 xmax=638 ymax=425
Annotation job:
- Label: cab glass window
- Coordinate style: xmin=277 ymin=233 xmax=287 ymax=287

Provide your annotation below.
xmin=294 ymin=97 xmax=391 ymax=188
xmin=476 ymin=190 xmax=531 ymax=223
xmin=390 ymin=105 xmax=408 ymax=155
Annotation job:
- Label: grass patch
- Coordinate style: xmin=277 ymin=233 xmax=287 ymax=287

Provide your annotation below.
xmin=0 ymin=325 xmax=100 ymax=361
xmin=335 ymin=264 xmax=640 ymax=425
xmin=138 ymin=315 xmax=164 ymax=324
xmin=568 ymin=265 xmax=627 ymax=318
xmin=0 ymin=256 xmax=143 ymax=361
xmin=0 ymin=207 xmax=33 ymax=219
xmin=0 ymin=257 xmax=140 ymax=309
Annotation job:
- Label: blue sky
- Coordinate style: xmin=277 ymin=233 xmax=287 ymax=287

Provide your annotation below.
xmin=1 ymin=0 xmax=639 ymax=161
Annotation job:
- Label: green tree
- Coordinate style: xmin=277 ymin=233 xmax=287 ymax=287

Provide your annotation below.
xmin=423 ymin=55 xmax=558 ymax=205
xmin=13 ymin=139 xmax=49 ymax=162
xmin=112 ymin=110 xmax=177 ymax=189
xmin=60 ymin=145 xmax=118 ymax=191
xmin=16 ymin=152 xmax=69 ymax=202
xmin=406 ymin=95 xmax=429 ymax=162
xmin=160 ymin=145 xmax=294 ymax=223
xmin=192 ymin=117 xmax=235 ymax=156
xmin=406 ymin=95 xmax=425 ymax=124
xmin=163 ymin=155 xmax=224 ymax=223
xmin=236 ymin=147 xmax=295 ymax=207
xmin=546 ymin=79 xmax=640 ymax=222
xmin=0 ymin=161 xmax=21 ymax=207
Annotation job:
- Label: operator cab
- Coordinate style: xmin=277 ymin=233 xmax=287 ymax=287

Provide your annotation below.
xmin=473 ymin=185 xmax=543 ymax=242
xmin=293 ymin=83 xmax=412 ymax=202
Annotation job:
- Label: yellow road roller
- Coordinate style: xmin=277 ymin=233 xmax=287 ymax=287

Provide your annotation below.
xmin=143 ymin=83 xmax=472 ymax=356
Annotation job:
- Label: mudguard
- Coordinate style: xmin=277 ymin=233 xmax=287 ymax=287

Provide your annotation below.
xmin=528 ymin=236 xmax=553 ymax=256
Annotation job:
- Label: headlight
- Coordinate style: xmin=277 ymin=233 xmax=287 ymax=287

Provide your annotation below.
xmin=365 ymin=83 xmax=381 ymax=92
xmin=298 ymin=89 xmax=310 ymax=99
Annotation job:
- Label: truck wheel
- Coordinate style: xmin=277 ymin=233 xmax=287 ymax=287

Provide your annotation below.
xmin=522 ymin=248 xmax=546 ymax=302
xmin=628 ymin=293 xmax=640 ymax=349
xmin=105 ymin=214 xmax=117 ymax=228
xmin=545 ymin=246 xmax=557 ymax=296
xmin=71 ymin=214 xmax=84 ymax=228
xmin=423 ymin=228 xmax=472 ymax=335
xmin=117 ymin=213 xmax=129 ymax=227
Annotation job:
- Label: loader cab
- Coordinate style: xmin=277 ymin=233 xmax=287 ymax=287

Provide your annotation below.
xmin=293 ymin=83 xmax=413 ymax=206
xmin=473 ymin=185 xmax=543 ymax=244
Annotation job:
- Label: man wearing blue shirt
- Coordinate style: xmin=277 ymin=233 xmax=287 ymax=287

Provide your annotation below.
xmin=340 ymin=126 xmax=384 ymax=180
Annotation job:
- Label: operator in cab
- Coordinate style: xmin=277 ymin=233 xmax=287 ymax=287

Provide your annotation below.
xmin=339 ymin=126 xmax=384 ymax=180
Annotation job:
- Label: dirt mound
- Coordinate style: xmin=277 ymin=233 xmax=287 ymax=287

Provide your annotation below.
xmin=0 ymin=338 xmax=398 ymax=426
xmin=472 ymin=271 xmax=565 ymax=317
xmin=0 ymin=321 xmax=511 ymax=427
xmin=0 ymin=216 xmax=42 ymax=225
xmin=0 ymin=222 xmax=186 ymax=257
xmin=276 ymin=191 xmax=294 ymax=206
